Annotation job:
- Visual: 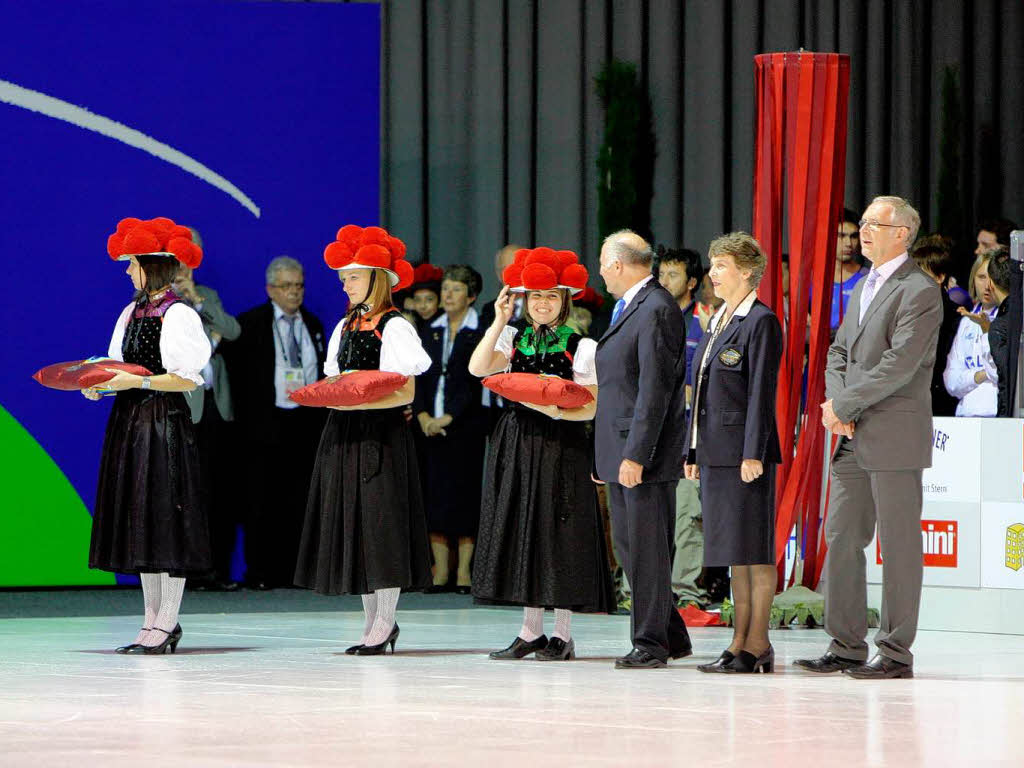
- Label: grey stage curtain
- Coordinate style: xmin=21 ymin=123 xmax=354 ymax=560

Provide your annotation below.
xmin=381 ymin=0 xmax=1024 ymax=297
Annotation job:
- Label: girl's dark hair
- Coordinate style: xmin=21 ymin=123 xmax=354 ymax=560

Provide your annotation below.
xmin=986 ymin=247 xmax=1012 ymax=293
xmin=134 ymin=254 xmax=182 ymax=302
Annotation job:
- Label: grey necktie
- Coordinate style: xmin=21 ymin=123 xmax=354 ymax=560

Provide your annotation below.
xmin=858 ymin=270 xmax=880 ymax=325
xmin=284 ymin=315 xmax=301 ymax=367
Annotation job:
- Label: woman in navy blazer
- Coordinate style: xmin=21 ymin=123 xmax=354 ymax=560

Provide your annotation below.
xmin=685 ymin=233 xmax=783 ymax=674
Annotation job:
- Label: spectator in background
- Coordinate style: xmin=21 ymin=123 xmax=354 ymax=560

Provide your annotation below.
xmin=655 ymin=245 xmax=708 ymax=607
xmin=943 ymin=252 xmax=999 ymax=417
xmin=911 ymin=235 xmax=960 ymax=417
xmin=974 ymin=248 xmax=1013 ymax=416
xmin=415 ymin=265 xmax=488 ymax=593
xmin=831 ymin=208 xmax=869 ymax=340
xmin=695 ymin=272 xmax=724 ymax=331
xmin=408 ymin=262 xmax=444 ymax=330
xmin=220 ymin=256 xmax=327 ymax=589
xmin=479 ymin=244 xmax=526 ymax=328
xmin=172 ymin=228 xmax=243 ymax=590
xmin=975 ymin=217 xmax=1018 ymax=256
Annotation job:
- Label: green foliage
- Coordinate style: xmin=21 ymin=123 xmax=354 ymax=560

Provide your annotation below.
xmin=595 ymin=60 xmax=655 ymax=244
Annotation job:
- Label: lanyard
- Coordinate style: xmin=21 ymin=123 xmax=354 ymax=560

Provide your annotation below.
xmin=273 ymin=314 xmax=303 ymax=366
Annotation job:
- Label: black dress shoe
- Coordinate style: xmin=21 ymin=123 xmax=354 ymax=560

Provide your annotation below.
xmin=536 ymin=637 xmax=575 ymax=661
xmin=723 ymin=646 xmax=774 ymax=674
xmin=115 ymin=628 xmax=150 ymax=654
xmin=844 ymin=654 xmax=913 ymax=679
xmin=615 ymin=648 xmax=667 ymax=669
xmin=344 ymin=644 xmax=364 ymax=655
xmin=139 ymin=624 xmax=183 ymax=655
xmin=794 ymin=651 xmax=862 ymax=673
xmin=489 ymin=635 xmax=548 ymax=660
xmin=669 ymin=644 xmax=693 ymax=660
xmin=354 ymin=624 xmax=400 ymax=656
xmin=697 ymin=650 xmax=736 ymax=673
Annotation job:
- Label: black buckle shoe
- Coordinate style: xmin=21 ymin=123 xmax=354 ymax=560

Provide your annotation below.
xmin=489 ymin=635 xmax=548 ymax=660
xmin=536 ymin=637 xmax=576 ymax=661
xmin=614 ymin=648 xmax=667 ymax=669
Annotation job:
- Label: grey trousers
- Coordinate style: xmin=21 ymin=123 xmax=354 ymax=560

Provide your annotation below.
xmin=671 ymin=478 xmax=707 ymax=604
xmin=823 ymin=439 xmax=923 ymax=665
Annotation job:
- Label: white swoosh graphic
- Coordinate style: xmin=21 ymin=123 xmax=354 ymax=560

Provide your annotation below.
xmin=0 ymin=78 xmax=260 ymax=218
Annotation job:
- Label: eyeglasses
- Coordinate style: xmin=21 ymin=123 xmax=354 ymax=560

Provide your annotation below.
xmin=272 ymin=281 xmax=304 ymax=291
xmin=859 ymin=219 xmax=906 ymax=232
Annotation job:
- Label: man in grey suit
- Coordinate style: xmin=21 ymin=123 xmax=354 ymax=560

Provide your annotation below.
xmin=173 ymin=243 xmax=243 ymax=590
xmin=796 ymin=196 xmax=942 ymax=679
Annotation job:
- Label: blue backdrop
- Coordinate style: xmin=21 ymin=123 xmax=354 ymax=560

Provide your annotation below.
xmin=0 ymin=1 xmax=380 ymax=585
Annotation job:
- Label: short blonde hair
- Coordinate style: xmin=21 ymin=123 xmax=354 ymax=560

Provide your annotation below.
xmin=967 ymin=251 xmax=993 ymax=304
xmin=871 ymin=195 xmax=921 ymax=246
xmin=708 ymin=232 xmax=766 ymax=288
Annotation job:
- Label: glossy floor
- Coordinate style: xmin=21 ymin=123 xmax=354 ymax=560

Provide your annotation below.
xmin=1 ymin=607 xmax=1021 ymax=767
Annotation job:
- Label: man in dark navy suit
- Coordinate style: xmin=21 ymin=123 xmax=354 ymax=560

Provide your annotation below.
xmin=595 ymin=230 xmax=692 ymax=668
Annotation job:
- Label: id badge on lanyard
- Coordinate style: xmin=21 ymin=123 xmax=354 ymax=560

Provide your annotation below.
xmin=281 ymin=367 xmax=305 ymax=396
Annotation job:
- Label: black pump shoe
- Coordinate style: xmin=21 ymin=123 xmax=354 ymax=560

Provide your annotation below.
xmin=536 ymin=637 xmax=575 ymax=661
xmin=697 ymin=650 xmax=736 ymax=673
xmin=344 ymin=644 xmax=364 ymax=655
xmin=489 ymin=635 xmax=549 ymax=660
xmin=723 ymin=645 xmax=774 ymax=673
xmin=355 ymin=624 xmax=400 ymax=655
xmin=140 ymin=624 xmax=183 ymax=655
xmin=115 ymin=628 xmax=150 ymax=654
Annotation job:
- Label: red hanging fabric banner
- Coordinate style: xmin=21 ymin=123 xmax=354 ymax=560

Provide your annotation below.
xmin=753 ymin=52 xmax=850 ymax=589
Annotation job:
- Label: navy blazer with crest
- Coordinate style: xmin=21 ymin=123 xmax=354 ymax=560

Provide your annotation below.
xmin=594 ymin=279 xmax=689 ymax=483
xmin=685 ymin=297 xmax=783 ymax=467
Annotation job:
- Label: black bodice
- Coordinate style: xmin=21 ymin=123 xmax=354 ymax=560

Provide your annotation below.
xmin=335 ymin=309 xmax=403 ymax=371
xmin=509 ymin=325 xmax=582 ymax=379
xmin=121 ymin=297 xmax=182 ymax=375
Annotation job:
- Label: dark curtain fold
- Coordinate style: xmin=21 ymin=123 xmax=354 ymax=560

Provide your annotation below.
xmin=382 ymin=0 xmax=1023 ymax=297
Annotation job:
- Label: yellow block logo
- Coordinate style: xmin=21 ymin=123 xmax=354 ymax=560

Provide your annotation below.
xmin=1007 ymin=524 xmax=1024 ymax=572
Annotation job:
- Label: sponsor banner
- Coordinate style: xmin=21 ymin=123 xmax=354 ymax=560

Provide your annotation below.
xmin=865 ymin=502 xmax=980 ymax=588
xmin=980 ymin=502 xmax=1024 ymax=590
xmin=925 ymin=417 xmax=982 ymax=502
xmin=980 ymin=419 xmax=1024 ymax=503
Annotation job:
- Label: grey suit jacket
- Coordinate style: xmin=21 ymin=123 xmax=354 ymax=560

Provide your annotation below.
xmin=825 ymin=258 xmax=942 ymax=471
xmin=184 ymin=285 xmax=241 ymax=424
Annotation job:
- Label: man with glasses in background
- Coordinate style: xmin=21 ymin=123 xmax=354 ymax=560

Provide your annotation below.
xmin=221 ymin=256 xmax=327 ymax=590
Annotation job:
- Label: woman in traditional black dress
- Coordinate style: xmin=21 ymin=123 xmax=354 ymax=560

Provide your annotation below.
xmin=294 ymin=225 xmax=432 ymax=655
xmin=469 ymin=248 xmax=615 ymax=661
xmin=84 ymin=217 xmax=211 ymax=654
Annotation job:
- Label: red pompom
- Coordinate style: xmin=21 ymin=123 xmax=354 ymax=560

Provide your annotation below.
xmin=521 ymin=263 xmax=558 ymax=291
xmin=147 ymin=217 xmax=176 ymax=239
xmin=352 ymin=243 xmax=392 ymax=270
xmin=168 ymin=237 xmax=202 ymax=269
xmin=502 ymin=263 xmax=524 ymax=288
xmin=413 ymin=263 xmax=444 ymax=284
xmin=337 ymin=224 xmax=363 ymax=248
xmin=386 ymin=236 xmax=407 ymax=260
xmin=574 ymin=285 xmax=605 ymax=309
xmin=524 ymin=247 xmax=561 ymax=273
xmin=107 ymin=233 xmax=126 ymax=260
xmin=555 ymin=250 xmax=579 ymax=267
xmin=116 ymin=217 xmax=143 ymax=235
xmin=513 ymin=248 xmax=531 ymax=266
xmin=559 ymin=263 xmax=589 ymax=292
xmin=122 ymin=228 xmax=161 ymax=255
xmin=167 ymin=224 xmax=193 ymax=242
xmin=324 ymin=241 xmax=355 ymax=269
xmin=360 ymin=226 xmax=390 ymax=248
xmin=393 ymin=259 xmax=414 ymax=291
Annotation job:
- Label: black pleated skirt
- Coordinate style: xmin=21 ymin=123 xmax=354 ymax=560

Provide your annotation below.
xmin=699 ymin=463 xmax=776 ymax=566
xmin=89 ymin=390 xmax=212 ymax=577
xmin=294 ymin=408 xmax=432 ymax=595
xmin=472 ymin=408 xmax=615 ymax=613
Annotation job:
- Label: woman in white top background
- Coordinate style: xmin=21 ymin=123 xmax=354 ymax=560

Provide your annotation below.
xmin=293 ymin=225 xmax=432 ymax=656
xmin=84 ymin=217 xmax=212 ymax=655
xmin=943 ymin=252 xmax=1000 ymax=417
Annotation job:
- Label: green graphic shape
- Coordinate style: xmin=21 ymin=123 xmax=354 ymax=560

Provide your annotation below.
xmin=0 ymin=404 xmax=114 ymax=586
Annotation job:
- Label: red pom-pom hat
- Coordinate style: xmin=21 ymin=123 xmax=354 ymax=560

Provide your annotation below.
xmin=323 ymin=225 xmax=412 ymax=291
xmin=410 ymin=263 xmax=444 ymax=292
xmin=107 ymin=217 xmax=203 ymax=269
xmin=505 ymin=247 xmax=588 ymax=295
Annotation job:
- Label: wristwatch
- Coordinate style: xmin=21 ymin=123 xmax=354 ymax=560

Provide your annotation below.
xmin=141 ymin=376 xmax=152 ymax=390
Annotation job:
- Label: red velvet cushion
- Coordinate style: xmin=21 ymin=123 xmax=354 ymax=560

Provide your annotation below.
xmin=33 ymin=358 xmax=153 ymax=391
xmin=289 ymin=371 xmax=409 ymax=407
xmin=482 ymin=373 xmax=594 ymax=408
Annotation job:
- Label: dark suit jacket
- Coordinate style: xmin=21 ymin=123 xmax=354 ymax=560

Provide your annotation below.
xmin=686 ymin=298 xmax=783 ymax=467
xmin=594 ymin=279 xmax=688 ymax=483
xmin=825 ymin=258 xmax=942 ymax=471
xmin=413 ymin=314 xmax=486 ymax=426
xmin=989 ymin=299 xmax=1011 ymax=417
xmin=220 ymin=301 xmax=327 ymax=440
xmin=183 ymin=285 xmax=242 ymax=424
